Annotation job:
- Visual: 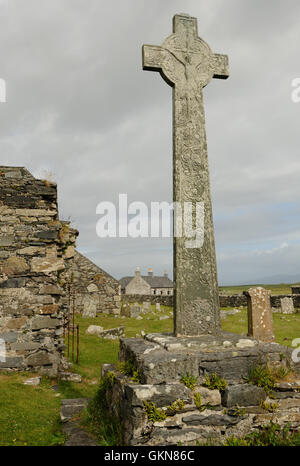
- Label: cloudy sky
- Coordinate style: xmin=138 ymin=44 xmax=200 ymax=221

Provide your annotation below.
xmin=0 ymin=0 xmax=300 ymax=285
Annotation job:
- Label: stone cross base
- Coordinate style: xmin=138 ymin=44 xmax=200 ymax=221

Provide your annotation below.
xmin=102 ymin=335 xmax=300 ymax=445
xmin=119 ymin=333 xmax=296 ymax=385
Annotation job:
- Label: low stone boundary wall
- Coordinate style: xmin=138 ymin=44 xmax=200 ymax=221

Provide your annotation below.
xmin=219 ymin=294 xmax=247 ymax=307
xmin=220 ymin=294 xmax=300 ymax=309
xmin=122 ymin=293 xmax=300 ymax=309
xmin=271 ymin=294 xmax=300 ymax=308
xmin=121 ymin=294 xmax=173 ymax=307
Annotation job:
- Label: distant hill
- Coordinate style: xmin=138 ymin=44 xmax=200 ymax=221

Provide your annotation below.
xmin=234 ymin=274 xmax=300 ymax=286
xmin=220 ymin=279 xmax=300 ymax=296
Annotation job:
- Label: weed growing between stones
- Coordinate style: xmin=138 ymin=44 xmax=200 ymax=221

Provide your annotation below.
xmin=116 ymin=358 xmax=141 ymax=383
xmin=204 ymin=373 xmax=227 ymax=391
xmin=193 ymin=392 xmax=202 ymax=409
xmin=224 ymin=422 xmax=300 ymax=446
xmin=84 ymin=372 xmax=122 ymax=446
xmin=260 ymin=400 xmax=279 ymax=413
xmin=131 ymin=369 xmax=142 ymax=383
xmin=272 ymin=365 xmax=290 ymax=380
xmin=165 ymin=399 xmax=185 ymax=415
xmin=143 ymin=399 xmax=186 ymax=422
xmin=116 ymin=360 xmax=133 ymax=376
xmin=224 ymin=404 xmax=246 ymax=417
xmin=245 ymin=364 xmax=276 ymax=394
xmin=180 ymin=373 xmax=198 ymax=390
xmin=143 ymin=401 xmax=167 ymax=422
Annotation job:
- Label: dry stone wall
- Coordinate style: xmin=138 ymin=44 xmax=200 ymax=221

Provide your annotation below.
xmin=121 ymin=294 xmax=173 ymax=307
xmin=123 ymin=293 xmax=300 ymax=310
xmin=220 ymin=294 xmax=300 ymax=309
xmin=0 ymin=167 xmax=78 ymax=375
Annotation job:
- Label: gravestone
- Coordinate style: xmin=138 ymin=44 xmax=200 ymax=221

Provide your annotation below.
xmin=142 ymin=301 xmax=151 ymax=314
xmin=280 ymin=297 xmax=295 ymax=314
xmin=244 ymin=287 xmax=275 ymax=342
xmin=130 ymin=304 xmax=141 ymax=318
xmin=120 ymin=303 xmax=140 ymax=318
xmin=143 ymin=13 xmax=229 ymax=336
xmin=82 ymin=295 xmax=97 ymax=318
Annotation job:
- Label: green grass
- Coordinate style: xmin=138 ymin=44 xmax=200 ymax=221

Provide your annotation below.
xmin=221 ymin=307 xmax=300 ymax=347
xmin=0 ymin=372 xmax=64 ymax=446
xmin=0 ymin=307 xmax=173 ymax=445
xmin=224 ymin=422 xmax=300 ymax=446
xmin=0 ymin=301 xmax=299 ymax=446
xmin=219 ymin=283 xmax=300 ymax=295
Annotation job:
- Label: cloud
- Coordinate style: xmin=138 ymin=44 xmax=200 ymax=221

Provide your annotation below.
xmin=0 ymin=0 xmax=300 ymax=284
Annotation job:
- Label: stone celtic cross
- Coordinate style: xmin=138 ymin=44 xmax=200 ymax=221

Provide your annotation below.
xmin=143 ymin=13 xmax=229 ymax=336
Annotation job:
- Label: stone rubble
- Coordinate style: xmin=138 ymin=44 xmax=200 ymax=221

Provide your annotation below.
xmin=23 ymin=376 xmax=41 ymax=386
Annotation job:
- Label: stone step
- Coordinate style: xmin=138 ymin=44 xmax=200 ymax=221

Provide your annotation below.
xmin=60 ymin=398 xmax=89 ymax=422
xmin=60 ymin=398 xmax=98 ymax=446
xmin=59 ymin=371 xmax=82 ymax=383
xmin=62 ymin=421 xmax=98 ymax=446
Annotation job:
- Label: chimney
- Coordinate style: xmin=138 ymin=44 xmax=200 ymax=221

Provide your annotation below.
xmin=135 ymin=266 xmax=141 ymax=277
xmin=148 ymin=267 xmax=153 ymax=277
xmin=164 ymin=270 xmax=168 ymax=278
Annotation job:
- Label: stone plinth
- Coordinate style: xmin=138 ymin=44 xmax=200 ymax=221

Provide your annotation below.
xmin=102 ymin=332 xmax=300 ymax=446
xmin=119 ymin=332 xmax=292 ymax=385
xmin=244 ymin=287 xmax=275 ymax=342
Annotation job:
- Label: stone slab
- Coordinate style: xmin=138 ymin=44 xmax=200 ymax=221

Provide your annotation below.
xmin=221 ymin=384 xmax=266 ymax=407
xmin=0 ymin=356 xmax=23 ymax=368
xmin=125 ymin=383 xmax=193 ymax=408
xmin=60 ymin=398 xmax=89 ymax=422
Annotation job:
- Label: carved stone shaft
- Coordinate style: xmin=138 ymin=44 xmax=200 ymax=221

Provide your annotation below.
xmin=143 ymin=14 xmax=229 ymax=336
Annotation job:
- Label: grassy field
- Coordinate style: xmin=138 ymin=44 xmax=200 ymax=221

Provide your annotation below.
xmin=221 ymin=307 xmax=300 ymax=347
xmin=0 ymin=372 xmax=64 ymax=446
xmin=0 ymin=301 xmax=299 ymax=445
xmin=219 ymin=283 xmax=300 ymax=295
xmin=0 ymin=305 xmax=173 ymax=445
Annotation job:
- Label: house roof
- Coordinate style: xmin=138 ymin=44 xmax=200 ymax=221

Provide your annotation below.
xmin=119 ymin=274 xmax=173 ymax=289
xmin=119 ymin=276 xmax=133 ymax=288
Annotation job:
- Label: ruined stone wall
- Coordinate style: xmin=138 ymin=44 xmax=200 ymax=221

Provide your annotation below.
xmin=71 ymin=251 xmax=120 ymax=315
xmin=0 ymin=167 xmax=77 ymax=375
